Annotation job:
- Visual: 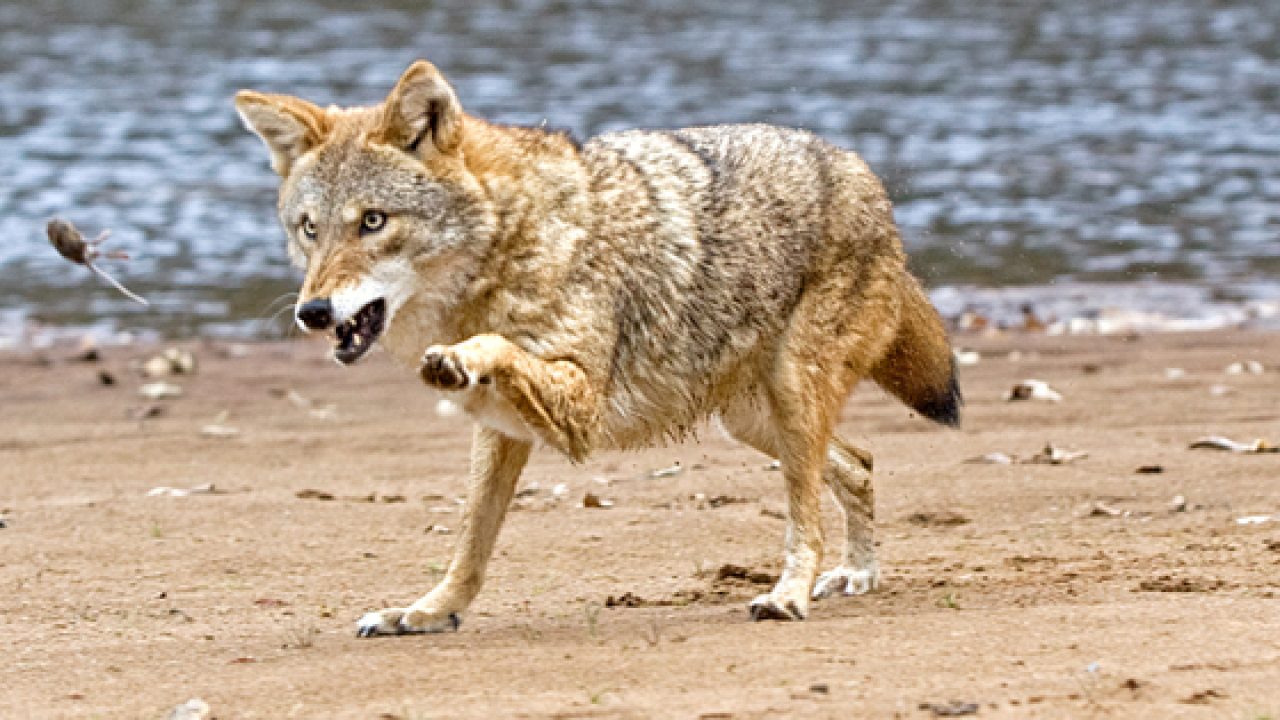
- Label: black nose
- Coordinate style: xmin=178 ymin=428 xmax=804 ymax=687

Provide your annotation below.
xmin=296 ymin=298 xmax=334 ymax=331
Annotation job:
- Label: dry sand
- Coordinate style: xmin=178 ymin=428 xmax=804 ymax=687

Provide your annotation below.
xmin=2 ymin=330 xmax=1279 ymax=718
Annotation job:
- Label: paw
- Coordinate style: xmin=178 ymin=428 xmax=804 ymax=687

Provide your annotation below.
xmin=420 ymin=337 xmax=509 ymax=391
xmin=420 ymin=346 xmax=474 ymax=391
xmin=812 ymin=563 xmax=880 ymax=599
xmin=748 ymin=592 xmax=808 ymax=622
xmin=355 ymin=607 xmax=462 ymax=638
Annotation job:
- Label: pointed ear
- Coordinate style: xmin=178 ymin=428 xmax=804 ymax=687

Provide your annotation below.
xmin=234 ymin=91 xmax=328 ymax=177
xmin=374 ymin=60 xmax=463 ymax=156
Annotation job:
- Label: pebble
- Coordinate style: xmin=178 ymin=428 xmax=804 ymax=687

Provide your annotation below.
xmin=138 ymin=382 xmax=183 ymax=400
xmin=1005 ymin=379 xmax=1063 ymax=402
xmin=1224 ymin=360 xmax=1264 ymax=375
xmin=166 ymin=698 xmax=211 ymax=720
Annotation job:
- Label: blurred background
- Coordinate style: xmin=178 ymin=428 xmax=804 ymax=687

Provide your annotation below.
xmin=2 ymin=0 xmax=1279 ymax=344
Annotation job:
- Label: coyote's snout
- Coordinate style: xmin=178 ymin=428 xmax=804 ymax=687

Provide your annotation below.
xmin=237 ymin=60 xmax=960 ymax=637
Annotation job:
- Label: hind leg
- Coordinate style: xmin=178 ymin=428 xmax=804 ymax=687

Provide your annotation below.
xmin=812 ymin=437 xmax=880 ymax=599
xmin=719 ymin=387 xmax=836 ymax=621
xmin=721 ymin=401 xmax=879 ymax=603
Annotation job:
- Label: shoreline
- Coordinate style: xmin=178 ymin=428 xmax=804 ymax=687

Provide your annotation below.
xmin=5 ymin=280 xmax=1280 ymax=353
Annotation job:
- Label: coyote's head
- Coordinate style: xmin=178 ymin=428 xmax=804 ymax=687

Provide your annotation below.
xmin=236 ymin=61 xmax=490 ymax=364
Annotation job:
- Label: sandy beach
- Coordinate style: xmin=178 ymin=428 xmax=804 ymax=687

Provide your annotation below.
xmin=2 ymin=329 xmax=1279 ymax=718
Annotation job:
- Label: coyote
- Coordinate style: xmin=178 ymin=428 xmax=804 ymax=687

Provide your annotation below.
xmin=236 ymin=61 xmax=960 ymax=637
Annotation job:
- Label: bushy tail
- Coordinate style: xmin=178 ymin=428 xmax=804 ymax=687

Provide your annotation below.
xmin=869 ymin=275 xmax=961 ymax=427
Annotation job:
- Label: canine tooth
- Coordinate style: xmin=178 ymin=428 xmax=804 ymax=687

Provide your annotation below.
xmin=352 ymin=335 xmax=362 ymax=346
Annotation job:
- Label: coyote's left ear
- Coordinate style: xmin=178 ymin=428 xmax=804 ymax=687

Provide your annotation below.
xmin=234 ymin=91 xmax=328 ymax=177
xmin=374 ymin=60 xmax=463 ymax=156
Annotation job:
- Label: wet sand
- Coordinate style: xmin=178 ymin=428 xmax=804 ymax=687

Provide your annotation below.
xmin=2 ymin=330 xmax=1279 ymax=718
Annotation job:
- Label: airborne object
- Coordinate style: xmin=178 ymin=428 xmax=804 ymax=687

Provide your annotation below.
xmin=46 ymin=218 xmax=149 ymax=306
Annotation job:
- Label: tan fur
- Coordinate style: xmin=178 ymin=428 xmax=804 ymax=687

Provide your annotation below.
xmin=235 ymin=61 xmax=961 ymax=636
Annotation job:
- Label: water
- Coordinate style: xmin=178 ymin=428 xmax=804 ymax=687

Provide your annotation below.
xmin=2 ymin=0 xmax=1279 ymax=342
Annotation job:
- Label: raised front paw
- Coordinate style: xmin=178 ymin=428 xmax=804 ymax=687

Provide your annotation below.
xmin=419 ymin=336 xmax=510 ymax=391
xmin=355 ymin=606 xmax=462 ymax=638
xmin=420 ymin=346 xmax=474 ymax=390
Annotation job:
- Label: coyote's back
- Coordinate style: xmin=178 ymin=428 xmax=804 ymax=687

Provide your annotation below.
xmin=567 ymin=124 xmax=960 ymax=447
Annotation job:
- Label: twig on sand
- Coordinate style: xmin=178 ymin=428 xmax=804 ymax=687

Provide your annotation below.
xmin=46 ymin=218 xmax=149 ymax=306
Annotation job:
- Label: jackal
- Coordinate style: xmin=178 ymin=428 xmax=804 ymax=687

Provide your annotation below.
xmin=236 ymin=60 xmax=960 ymax=637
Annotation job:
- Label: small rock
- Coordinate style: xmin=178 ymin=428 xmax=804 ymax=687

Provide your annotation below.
xmin=1090 ymin=501 xmax=1123 ymax=517
xmin=953 ymin=349 xmax=980 ymax=366
xmin=166 ymin=698 xmax=211 ymax=720
xmin=138 ymin=382 xmax=183 ymax=400
xmin=906 ymin=511 xmax=971 ymax=527
xmin=764 ymin=460 xmax=781 ymax=471
xmin=582 ymin=492 xmax=613 ymax=509
xmin=128 ymin=403 xmax=165 ymax=421
xmin=1190 ymin=436 xmax=1278 ymax=454
xmin=918 ymin=701 xmax=979 ymax=717
xmin=551 ymin=483 xmax=569 ymax=499
xmin=1005 ymin=379 xmax=1063 ymax=402
xmin=1235 ymin=515 xmax=1274 ymax=526
xmin=163 ymin=347 xmax=197 ymax=374
xmin=1028 ymin=444 xmax=1088 ymax=465
xmin=200 ymin=410 xmax=238 ymax=438
xmin=1224 ymin=360 xmax=1263 ymax=375
xmin=649 ymin=461 xmax=684 ymax=479
xmin=98 ymin=370 xmax=116 ymax=386
xmin=808 ymin=683 xmax=830 ymax=695
xmin=1170 ymin=495 xmax=1188 ymax=512
xmin=142 ymin=355 xmax=174 ymax=378
xmin=434 ymin=398 xmax=461 ymax=418
xmin=295 ymin=489 xmax=335 ymax=501
xmin=147 ymin=483 xmax=217 ymax=498
xmin=965 ymin=452 xmax=1013 ymax=465
xmin=200 ymin=424 xmax=239 ymax=439
xmin=75 ymin=336 xmax=100 ymax=362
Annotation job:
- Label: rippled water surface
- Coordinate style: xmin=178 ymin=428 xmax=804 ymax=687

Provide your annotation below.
xmin=2 ymin=0 xmax=1279 ymax=338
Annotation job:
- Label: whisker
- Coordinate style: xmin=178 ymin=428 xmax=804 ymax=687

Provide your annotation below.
xmin=247 ymin=291 xmax=300 ymax=339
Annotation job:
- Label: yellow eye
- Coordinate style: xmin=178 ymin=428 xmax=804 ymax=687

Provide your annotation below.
xmin=361 ymin=210 xmax=386 ymax=233
xmin=301 ymin=217 xmax=317 ymax=239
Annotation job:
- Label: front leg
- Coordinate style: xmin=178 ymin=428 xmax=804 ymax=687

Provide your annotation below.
xmin=356 ymin=425 xmax=532 ymax=637
xmin=419 ymin=334 xmax=600 ymax=461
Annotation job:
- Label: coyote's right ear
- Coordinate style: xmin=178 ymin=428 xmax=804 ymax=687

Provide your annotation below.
xmin=234 ymin=91 xmax=328 ymax=177
xmin=374 ymin=60 xmax=463 ymax=157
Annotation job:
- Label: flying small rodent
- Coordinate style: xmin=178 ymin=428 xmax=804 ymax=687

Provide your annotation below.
xmin=46 ymin=218 xmax=149 ymax=306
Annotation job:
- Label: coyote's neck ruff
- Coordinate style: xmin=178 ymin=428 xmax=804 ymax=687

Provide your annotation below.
xmin=237 ymin=60 xmax=959 ymax=636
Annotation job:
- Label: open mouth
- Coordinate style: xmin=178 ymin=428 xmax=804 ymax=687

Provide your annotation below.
xmin=333 ymin=298 xmax=386 ymax=365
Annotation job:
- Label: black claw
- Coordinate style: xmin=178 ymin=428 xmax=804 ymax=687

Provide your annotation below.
xmin=786 ymin=601 xmax=805 ymax=620
xmin=448 ymin=612 xmax=461 ymax=631
xmin=749 ymin=599 xmax=804 ymax=622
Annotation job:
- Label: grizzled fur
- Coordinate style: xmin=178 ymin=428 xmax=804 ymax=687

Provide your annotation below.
xmin=236 ymin=61 xmax=960 ymax=636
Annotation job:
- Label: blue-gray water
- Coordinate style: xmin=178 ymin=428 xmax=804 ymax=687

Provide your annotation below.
xmin=2 ymin=0 xmax=1279 ymax=341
